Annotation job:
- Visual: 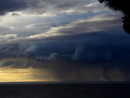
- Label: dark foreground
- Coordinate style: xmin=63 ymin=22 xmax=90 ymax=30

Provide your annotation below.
xmin=0 ymin=82 xmax=130 ymax=98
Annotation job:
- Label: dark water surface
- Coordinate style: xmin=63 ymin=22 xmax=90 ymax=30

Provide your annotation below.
xmin=0 ymin=82 xmax=130 ymax=98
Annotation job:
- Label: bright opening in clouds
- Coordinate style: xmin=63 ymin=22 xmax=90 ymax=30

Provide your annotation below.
xmin=0 ymin=0 xmax=130 ymax=82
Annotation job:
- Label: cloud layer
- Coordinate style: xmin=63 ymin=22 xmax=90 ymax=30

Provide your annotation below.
xmin=0 ymin=0 xmax=100 ymax=15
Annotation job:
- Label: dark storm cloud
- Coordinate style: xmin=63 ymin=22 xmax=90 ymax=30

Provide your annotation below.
xmin=1 ymin=32 xmax=130 ymax=63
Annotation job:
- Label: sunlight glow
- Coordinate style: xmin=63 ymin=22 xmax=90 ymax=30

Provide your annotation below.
xmin=0 ymin=67 xmax=59 ymax=82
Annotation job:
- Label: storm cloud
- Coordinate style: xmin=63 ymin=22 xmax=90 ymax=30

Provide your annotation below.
xmin=0 ymin=32 xmax=130 ymax=63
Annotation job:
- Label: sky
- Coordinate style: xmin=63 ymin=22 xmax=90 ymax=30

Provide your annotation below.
xmin=0 ymin=0 xmax=130 ymax=81
xmin=0 ymin=0 xmax=128 ymax=62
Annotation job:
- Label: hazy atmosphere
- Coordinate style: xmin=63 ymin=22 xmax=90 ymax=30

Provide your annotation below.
xmin=0 ymin=0 xmax=130 ymax=82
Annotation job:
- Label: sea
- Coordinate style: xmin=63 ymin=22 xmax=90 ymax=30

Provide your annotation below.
xmin=0 ymin=82 xmax=130 ymax=98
